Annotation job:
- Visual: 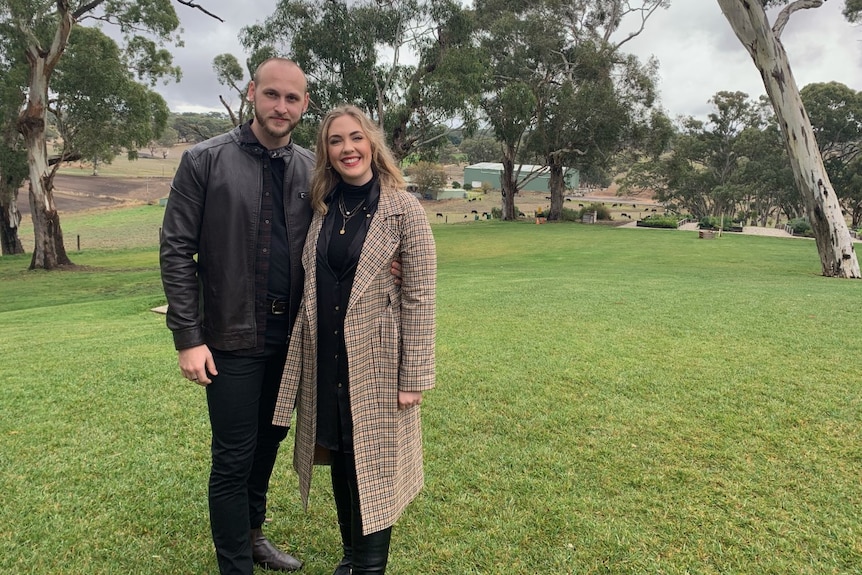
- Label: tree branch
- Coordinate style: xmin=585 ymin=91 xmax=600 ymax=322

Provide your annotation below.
xmin=73 ymin=1 xmax=107 ymax=20
xmin=218 ymin=95 xmax=239 ymax=127
xmin=174 ymin=0 xmax=223 ymax=22
xmin=773 ymin=0 xmax=824 ymax=38
xmin=612 ymin=1 xmax=668 ymax=50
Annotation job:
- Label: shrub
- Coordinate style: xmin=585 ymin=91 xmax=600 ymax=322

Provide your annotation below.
xmin=577 ymin=202 xmax=613 ymax=221
xmin=559 ymin=207 xmax=580 ymax=222
xmin=463 ymin=182 xmax=473 ymax=191
xmin=452 ymin=181 xmax=461 ymax=189
xmin=698 ymin=216 xmax=741 ymax=230
xmin=490 ymin=207 xmax=502 ymax=219
xmin=788 ymin=217 xmax=812 ymax=236
xmin=637 ymin=214 xmax=680 ymax=228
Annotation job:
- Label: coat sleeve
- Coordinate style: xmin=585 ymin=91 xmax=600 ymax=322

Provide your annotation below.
xmin=397 ymin=195 xmax=436 ymax=392
xmin=159 ymin=148 xmax=206 ymax=350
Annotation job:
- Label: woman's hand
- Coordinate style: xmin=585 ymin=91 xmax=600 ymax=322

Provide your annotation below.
xmin=398 ymin=390 xmax=422 ymax=410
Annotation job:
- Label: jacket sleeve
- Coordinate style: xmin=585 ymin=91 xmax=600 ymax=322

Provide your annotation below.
xmin=397 ymin=195 xmax=436 ymax=392
xmin=159 ymin=148 xmax=207 ymax=351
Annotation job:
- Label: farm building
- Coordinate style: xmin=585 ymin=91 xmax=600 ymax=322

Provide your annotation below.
xmin=463 ymin=162 xmax=579 ymax=193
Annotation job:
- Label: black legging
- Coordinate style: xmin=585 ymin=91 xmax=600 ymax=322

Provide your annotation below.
xmin=330 ymin=450 xmax=392 ymax=575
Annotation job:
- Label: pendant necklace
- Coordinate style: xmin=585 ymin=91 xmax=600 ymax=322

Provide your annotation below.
xmin=338 ymin=195 xmax=367 ymax=235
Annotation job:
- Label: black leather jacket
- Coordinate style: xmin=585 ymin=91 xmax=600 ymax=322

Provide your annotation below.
xmin=159 ymin=123 xmax=314 ymax=351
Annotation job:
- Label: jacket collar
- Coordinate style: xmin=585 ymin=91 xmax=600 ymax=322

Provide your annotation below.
xmin=236 ymin=120 xmax=294 ymax=159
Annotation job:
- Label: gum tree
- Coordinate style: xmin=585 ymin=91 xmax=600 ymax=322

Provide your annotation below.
xmin=0 ymin=0 xmax=220 ymax=270
xmin=0 ymin=36 xmax=27 ymax=255
xmin=800 ymin=81 xmax=862 ymax=228
xmin=476 ymin=0 xmax=668 ymax=221
xmin=53 ymin=26 xmax=171 ymax=176
xmin=239 ymin=0 xmax=484 ymax=159
xmin=717 ymin=0 xmax=860 ymax=278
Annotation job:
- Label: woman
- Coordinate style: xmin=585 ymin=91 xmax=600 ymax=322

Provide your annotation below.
xmin=273 ymin=105 xmax=436 ymax=575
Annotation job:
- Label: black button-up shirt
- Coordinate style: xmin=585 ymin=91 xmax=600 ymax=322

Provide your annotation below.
xmin=236 ymin=122 xmax=293 ymax=352
xmin=315 ymin=177 xmax=380 ymax=451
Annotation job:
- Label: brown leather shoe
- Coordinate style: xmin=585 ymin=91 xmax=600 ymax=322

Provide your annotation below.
xmin=250 ymin=527 xmax=303 ymax=571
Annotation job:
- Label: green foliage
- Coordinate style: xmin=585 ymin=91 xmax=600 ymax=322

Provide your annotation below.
xmin=211 ymin=52 xmax=252 ymax=126
xmin=0 ymin=50 xmax=27 ymax=200
xmin=787 ymin=217 xmax=813 ymax=236
xmin=52 ymin=26 xmax=169 ymax=166
xmin=637 ymin=213 xmax=680 ymax=228
xmin=559 ymin=206 xmax=580 ymax=221
xmin=577 ymin=202 xmax=613 ymax=221
xmin=459 ymin=135 xmax=499 ymax=164
xmin=170 ymin=112 xmax=233 ymax=143
xmin=698 ymin=215 xmax=741 ymax=230
xmin=212 ymin=53 xmax=244 ymax=88
xmin=405 ymin=161 xmax=447 ymax=197
xmin=463 ymin=182 xmax=472 ymax=191
xmin=155 ymin=126 xmax=178 ymax=149
xmin=620 ymin=91 xmax=799 ymax=222
xmin=800 ymin=82 xmax=862 ymax=227
xmin=240 ymin=0 xmax=482 ymax=159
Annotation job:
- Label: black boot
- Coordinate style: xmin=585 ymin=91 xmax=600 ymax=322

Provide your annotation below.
xmin=331 ymin=451 xmax=392 ymax=574
xmin=351 ymin=526 xmax=391 ymax=575
xmin=332 ymin=453 xmax=353 ymax=575
xmin=250 ymin=527 xmax=303 ymax=571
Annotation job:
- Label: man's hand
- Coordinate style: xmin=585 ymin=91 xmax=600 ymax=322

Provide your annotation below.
xmin=390 ymin=259 xmax=402 ymax=286
xmin=178 ymin=344 xmax=217 ymax=386
xmin=398 ymin=390 xmax=422 ymax=410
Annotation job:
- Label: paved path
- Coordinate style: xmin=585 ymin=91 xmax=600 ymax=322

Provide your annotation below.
xmin=620 ymin=220 xmax=862 ymax=242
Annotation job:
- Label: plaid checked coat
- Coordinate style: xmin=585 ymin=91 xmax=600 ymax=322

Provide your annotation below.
xmin=273 ymin=184 xmax=436 ymax=535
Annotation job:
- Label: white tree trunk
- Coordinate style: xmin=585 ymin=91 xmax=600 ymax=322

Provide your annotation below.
xmin=18 ymin=7 xmax=75 ymax=269
xmin=717 ymin=0 xmax=860 ymax=278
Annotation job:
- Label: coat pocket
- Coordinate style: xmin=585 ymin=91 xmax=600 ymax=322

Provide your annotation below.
xmin=373 ymin=298 xmax=401 ymax=408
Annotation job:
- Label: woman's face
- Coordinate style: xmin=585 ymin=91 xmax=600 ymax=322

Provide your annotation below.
xmin=326 ymin=115 xmax=373 ymax=186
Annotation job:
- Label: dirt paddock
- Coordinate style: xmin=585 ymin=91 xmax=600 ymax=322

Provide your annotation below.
xmin=17 ymin=174 xmax=172 ymax=216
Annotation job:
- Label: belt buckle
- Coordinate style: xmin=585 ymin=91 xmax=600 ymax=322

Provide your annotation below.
xmin=270 ymin=299 xmax=287 ymax=315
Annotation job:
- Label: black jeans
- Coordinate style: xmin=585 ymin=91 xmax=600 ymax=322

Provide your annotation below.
xmin=331 ymin=450 xmax=392 ymax=574
xmin=206 ymin=345 xmax=289 ymax=575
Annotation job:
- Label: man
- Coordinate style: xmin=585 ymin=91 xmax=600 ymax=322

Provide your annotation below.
xmin=160 ymin=58 xmax=312 ymax=574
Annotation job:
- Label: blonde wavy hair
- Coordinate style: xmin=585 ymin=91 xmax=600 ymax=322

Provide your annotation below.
xmin=311 ymin=105 xmax=405 ymax=214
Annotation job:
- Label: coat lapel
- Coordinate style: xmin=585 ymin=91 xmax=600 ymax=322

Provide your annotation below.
xmin=347 ymin=188 xmax=401 ymax=313
xmin=303 ymin=212 xmax=324 ymax=339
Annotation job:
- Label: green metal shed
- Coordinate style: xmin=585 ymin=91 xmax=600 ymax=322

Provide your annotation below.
xmin=462 ymin=162 xmax=579 ymax=193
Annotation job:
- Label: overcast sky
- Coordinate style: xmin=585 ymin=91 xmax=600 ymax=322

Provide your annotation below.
xmin=158 ymin=1 xmax=862 ymax=122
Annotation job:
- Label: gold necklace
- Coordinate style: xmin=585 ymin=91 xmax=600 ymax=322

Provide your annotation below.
xmin=337 ymin=195 xmax=367 ymax=235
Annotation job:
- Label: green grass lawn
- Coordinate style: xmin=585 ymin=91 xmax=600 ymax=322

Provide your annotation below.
xmin=1 ymin=213 xmax=860 ymax=574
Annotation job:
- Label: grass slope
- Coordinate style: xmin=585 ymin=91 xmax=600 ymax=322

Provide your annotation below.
xmin=1 ymin=214 xmax=860 ymax=574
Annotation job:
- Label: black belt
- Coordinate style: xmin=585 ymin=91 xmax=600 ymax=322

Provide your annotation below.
xmin=267 ymin=298 xmax=288 ymax=315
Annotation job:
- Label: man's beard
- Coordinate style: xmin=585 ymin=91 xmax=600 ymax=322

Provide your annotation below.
xmin=255 ymin=108 xmax=297 ymax=141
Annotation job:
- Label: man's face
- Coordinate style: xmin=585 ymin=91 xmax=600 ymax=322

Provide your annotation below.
xmin=247 ymin=61 xmax=310 ymax=149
